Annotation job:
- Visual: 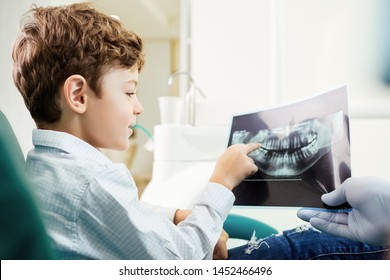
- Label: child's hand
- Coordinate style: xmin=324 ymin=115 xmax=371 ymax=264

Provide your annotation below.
xmin=209 ymin=143 xmax=260 ymax=190
xmin=212 ymin=229 xmax=229 ymax=260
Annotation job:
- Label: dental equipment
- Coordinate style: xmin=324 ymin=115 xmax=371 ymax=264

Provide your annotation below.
xmin=167 ymin=71 xmax=206 ymax=126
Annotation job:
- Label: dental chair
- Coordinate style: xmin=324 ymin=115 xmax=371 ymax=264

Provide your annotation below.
xmin=224 ymin=213 xmax=277 ymax=241
xmin=0 ymin=110 xmax=54 ymax=259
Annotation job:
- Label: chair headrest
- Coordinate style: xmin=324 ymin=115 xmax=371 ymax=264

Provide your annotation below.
xmin=0 ymin=111 xmax=25 ymax=167
xmin=0 ymin=110 xmax=55 ymax=259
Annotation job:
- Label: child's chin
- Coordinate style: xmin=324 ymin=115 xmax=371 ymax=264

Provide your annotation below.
xmin=116 ymin=144 xmax=130 ymax=151
xmin=108 ymin=141 xmax=130 ymax=151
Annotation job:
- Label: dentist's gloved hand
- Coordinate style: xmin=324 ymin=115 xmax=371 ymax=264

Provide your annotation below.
xmin=297 ymin=176 xmax=390 ymax=246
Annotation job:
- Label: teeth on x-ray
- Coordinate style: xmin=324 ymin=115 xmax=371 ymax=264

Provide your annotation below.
xmin=232 ymin=118 xmax=333 ymax=177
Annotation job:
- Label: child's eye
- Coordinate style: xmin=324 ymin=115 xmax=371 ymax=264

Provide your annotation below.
xmin=126 ymin=92 xmax=136 ymax=97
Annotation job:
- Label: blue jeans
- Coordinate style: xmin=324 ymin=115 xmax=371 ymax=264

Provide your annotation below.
xmin=228 ymin=225 xmax=390 ymax=260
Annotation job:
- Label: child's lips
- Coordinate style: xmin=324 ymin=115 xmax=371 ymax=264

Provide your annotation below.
xmin=128 ymin=126 xmax=134 ymax=136
xmin=128 ymin=127 xmax=134 ymax=138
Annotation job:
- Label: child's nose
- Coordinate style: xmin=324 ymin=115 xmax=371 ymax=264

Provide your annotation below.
xmin=134 ymin=99 xmax=143 ymax=115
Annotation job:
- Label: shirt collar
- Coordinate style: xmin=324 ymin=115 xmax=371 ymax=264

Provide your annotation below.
xmin=32 ymin=129 xmax=112 ymax=164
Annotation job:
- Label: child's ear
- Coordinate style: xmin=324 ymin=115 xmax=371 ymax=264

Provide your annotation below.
xmin=63 ymin=75 xmax=88 ymax=114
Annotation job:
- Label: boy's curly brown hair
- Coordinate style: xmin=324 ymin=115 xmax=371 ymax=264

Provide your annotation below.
xmin=12 ymin=2 xmax=144 ymax=126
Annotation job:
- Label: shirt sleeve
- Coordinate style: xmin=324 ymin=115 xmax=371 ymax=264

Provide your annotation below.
xmin=140 ymin=201 xmax=177 ymax=222
xmin=195 ymin=182 xmax=235 ymax=221
xmin=172 ymin=182 xmax=235 ymax=259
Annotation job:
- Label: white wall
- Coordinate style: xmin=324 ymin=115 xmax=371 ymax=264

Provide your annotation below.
xmin=191 ymin=0 xmax=273 ymax=111
xmin=280 ymin=0 xmax=389 ymax=104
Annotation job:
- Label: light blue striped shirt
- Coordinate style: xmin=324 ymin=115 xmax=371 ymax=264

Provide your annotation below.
xmin=26 ymin=129 xmax=234 ymax=259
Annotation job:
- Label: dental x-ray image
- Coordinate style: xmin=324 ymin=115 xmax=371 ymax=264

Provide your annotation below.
xmin=228 ymin=85 xmax=351 ymax=207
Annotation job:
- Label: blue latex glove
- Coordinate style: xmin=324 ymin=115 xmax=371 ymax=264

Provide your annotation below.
xmin=297 ymin=176 xmax=390 ymax=246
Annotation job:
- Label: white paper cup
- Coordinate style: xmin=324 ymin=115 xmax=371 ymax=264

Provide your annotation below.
xmin=158 ymin=96 xmax=182 ymax=125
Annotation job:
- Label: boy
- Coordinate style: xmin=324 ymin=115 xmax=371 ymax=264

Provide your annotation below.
xmin=12 ymin=2 xmax=259 ymax=259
